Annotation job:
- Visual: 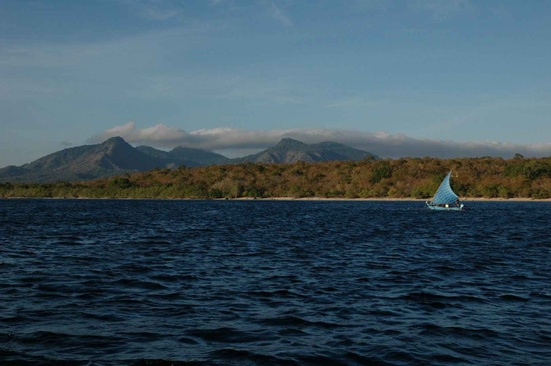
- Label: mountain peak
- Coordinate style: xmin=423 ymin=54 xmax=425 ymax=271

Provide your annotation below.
xmin=102 ymin=136 xmax=128 ymax=146
xmin=274 ymin=138 xmax=308 ymax=149
xmin=235 ymin=138 xmax=377 ymax=164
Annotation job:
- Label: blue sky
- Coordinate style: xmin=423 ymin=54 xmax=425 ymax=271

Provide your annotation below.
xmin=1 ymin=0 xmax=550 ymax=166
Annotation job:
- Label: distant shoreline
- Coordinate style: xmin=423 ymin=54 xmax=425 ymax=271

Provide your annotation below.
xmin=3 ymin=196 xmax=550 ymax=202
xmin=232 ymin=197 xmax=551 ymax=202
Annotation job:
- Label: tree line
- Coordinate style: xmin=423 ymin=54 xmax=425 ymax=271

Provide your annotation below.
xmin=1 ymin=156 xmax=551 ymax=199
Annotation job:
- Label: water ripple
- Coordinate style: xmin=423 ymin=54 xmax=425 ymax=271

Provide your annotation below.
xmin=1 ymin=199 xmax=551 ymax=365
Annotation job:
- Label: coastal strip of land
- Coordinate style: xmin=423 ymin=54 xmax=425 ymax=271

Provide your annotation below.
xmin=2 ymin=157 xmax=551 ymax=200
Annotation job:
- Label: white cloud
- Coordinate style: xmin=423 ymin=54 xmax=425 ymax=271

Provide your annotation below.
xmin=89 ymin=122 xmax=551 ymax=158
xmin=92 ymin=121 xmax=188 ymax=146
xmin=267 ymin=1 xmax=293 ymax=27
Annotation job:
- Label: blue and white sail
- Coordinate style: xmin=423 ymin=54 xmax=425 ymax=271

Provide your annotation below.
xmin=432 ymin=171 xmax=459 ymax=204
xmin=426 ymin=171 xmax=464 ymax=210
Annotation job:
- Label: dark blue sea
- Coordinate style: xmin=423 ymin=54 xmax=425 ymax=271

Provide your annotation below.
xmin=1 ymin=199 xmax=550 ymax=365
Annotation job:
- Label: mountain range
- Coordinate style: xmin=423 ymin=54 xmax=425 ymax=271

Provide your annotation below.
xmin=0 ymin=137 xmax=377 ymax=183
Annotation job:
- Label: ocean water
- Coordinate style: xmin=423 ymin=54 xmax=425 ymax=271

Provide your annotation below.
xmin=1 ymin=199 xmax=550 ymax=365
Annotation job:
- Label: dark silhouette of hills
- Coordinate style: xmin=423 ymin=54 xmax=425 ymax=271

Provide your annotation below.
xmin=136 ymin=145 xmax=230 ymax=167
xmin=0 ymin=136 xmax=377 ymax=183
xmin=0 ymin=137 xmax=162 ymax=182
xmin=234 ymin=138 xmax=377 ymax=163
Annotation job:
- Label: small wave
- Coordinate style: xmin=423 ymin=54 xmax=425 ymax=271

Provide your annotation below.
xmin=277 ymin=328 xmax=309 ymax=336
xmin=177 ymin=336 xmax=200 ymax=345
xmin=0 ymin=349 xmax=60 ymax=365
xmin=209 ymin=348 xmax=297 ymax=366
xmin=256 ymin=315 xmax=342 ymax=329
xmin=498 ymin=293 xmax=530 ymax=302
xmin=80 ymin=312 xmax=124 ymax=322
xmin=131 ymin=359 xmax=203 ymax=366
xmin=295 ymin=350 xmax=396 ymax=366
xmin=245 ymin=289 xmax=308 ymax=300
xmin=187 ymin=327 xmax=260 ymax=343
xmin=398 ymin=291 xmax=487 ymax=307
xmin=150 ymin=274 xmax=184 ymax=283
xmin=119 ymin=331 xmax=163 ymax=342
xmin=16 ymin=330 xmax=122 ymax=350
xmin=109 ymin=278 xmax=169 ymax=291
xmin=1 ymin=315 xmax=26 ymax=323
xmin=530 ymin=291 xmax=551 ymax=299
xmin=0 ymin=287 xmax=19 ymax=295
xmin=415 ymin=322 xmax=501 ymax=340
xmin=74 ymin=292 xmax=104 ymax=300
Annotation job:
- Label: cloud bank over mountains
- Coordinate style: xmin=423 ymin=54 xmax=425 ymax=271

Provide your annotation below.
xmin=89 ymin=122 xmax=551 ymax=159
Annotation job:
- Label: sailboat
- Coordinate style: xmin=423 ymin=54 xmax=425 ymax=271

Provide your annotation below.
xmin=426 ymin=171 xmax=464 ymax=211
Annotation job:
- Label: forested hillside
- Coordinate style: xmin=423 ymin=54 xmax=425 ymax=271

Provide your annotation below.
xmin=1 ymin=156 xmax=551 ymax=199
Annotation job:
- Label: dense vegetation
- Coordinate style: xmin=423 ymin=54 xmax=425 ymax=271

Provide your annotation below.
xmin=1 ymin=156 xmax=551 ymax=199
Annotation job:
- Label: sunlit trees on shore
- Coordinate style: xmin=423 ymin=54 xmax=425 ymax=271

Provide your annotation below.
xmin=1 ymin=157 xmax=551 ymax=199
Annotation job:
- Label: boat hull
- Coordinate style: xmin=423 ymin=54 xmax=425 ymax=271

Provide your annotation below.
xmin=426 ymin=202 xmax=464 ymax=211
